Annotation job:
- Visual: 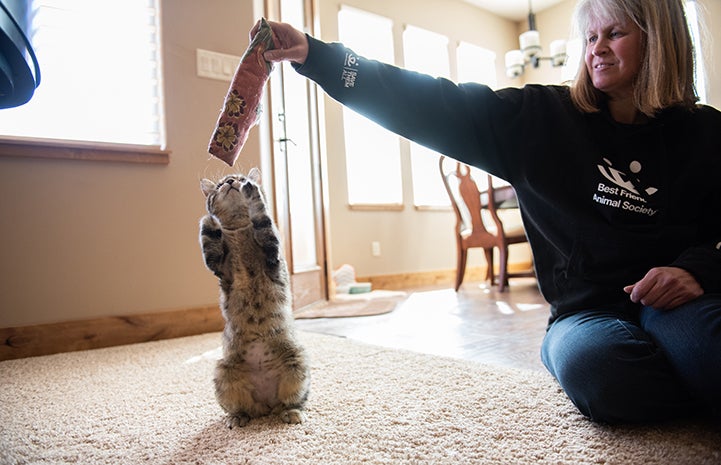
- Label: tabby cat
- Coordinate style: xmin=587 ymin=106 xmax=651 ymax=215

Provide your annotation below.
xmin=199 ymin=168 xmax=310 ymax=428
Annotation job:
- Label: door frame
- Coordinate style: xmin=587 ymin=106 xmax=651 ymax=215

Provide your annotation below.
xmin=262 ymin=0 xmax=331 ymax=310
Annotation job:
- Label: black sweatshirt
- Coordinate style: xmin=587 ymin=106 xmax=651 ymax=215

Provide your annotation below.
xmin=295 ymin=36 xmax=721 ymax=322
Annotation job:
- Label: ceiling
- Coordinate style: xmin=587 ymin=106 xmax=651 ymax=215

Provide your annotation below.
xmin=462 ymin=0 xmax=567 ymax=21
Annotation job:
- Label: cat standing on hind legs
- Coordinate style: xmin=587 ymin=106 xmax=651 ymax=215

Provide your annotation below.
xmin=199 ymin=168 xmax=310 ymax=428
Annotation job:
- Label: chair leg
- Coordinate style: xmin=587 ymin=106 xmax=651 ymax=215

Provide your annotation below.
xmin=497 ymin=246 xmax=509 ymax=292
xmin=455 ymin=247 xmax=468 ymax=291
xmin=484 ymin=248 xmax=494 ymax=286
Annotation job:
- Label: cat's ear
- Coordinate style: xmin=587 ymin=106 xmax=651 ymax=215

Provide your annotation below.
xmin=200 ymin=179 xmax=216 ymax=198
xmin=248 ymin=167 xmax=261 ymax=184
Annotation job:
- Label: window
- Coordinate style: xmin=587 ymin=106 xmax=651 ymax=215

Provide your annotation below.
xmin=685 ymin=0 xmax=707 ymax=104
xmin=561 ymin=38 xmax=583 ymax=83
xmin=457 ymin=41 xmax=497 ymax=88
xmin=338 ymin=6 xmax=402 ymax=206
xmin=404 ymin=31 xmax=498 ymax=208
xmin=0 ymin=0 xmax=166 ymax=162
xmin=403 ymin=25 xmax=451 ymax=208
xmin=458 ymin=43 xmax=507 ymax=192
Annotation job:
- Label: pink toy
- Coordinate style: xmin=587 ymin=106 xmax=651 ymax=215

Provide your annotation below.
xmin=208 ymin=18 xmax=277 ymax=166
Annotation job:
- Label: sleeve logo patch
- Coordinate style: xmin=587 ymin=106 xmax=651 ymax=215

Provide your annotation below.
xmin=342 ymin=52 xmax=359 ymax=88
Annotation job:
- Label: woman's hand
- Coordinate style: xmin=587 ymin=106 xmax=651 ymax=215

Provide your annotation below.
xmin=251 ymin=19 xmax=308 ymax=65
xmin=624 ymin=266 xmax=703 ymax=310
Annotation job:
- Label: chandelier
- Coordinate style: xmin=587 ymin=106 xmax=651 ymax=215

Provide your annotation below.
xmin=504 ymin=0 xmax=567 ymax=78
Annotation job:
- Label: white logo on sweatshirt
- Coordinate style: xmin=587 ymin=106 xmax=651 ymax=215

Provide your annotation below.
xmin=342 ymin=53 xmax=359 ymax=88
xmin=592 ymin=158 xmax=659 ymax=217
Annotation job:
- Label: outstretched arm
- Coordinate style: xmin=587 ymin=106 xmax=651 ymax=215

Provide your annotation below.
xmin=248 ymin=19 xmax=536 ymax=183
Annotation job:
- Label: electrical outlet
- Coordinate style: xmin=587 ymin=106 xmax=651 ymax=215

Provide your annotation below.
xmin=371 ymin=241 xmax=381 ymax=257
xmin=196 ymin=48 xmax=240 ymax=82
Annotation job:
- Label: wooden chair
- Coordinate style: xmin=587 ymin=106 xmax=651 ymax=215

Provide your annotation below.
xmin=439 ymin=155 xmax=533 ymax=291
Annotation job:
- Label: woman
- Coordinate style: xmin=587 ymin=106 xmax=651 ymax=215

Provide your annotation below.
xmin=257 ymin=0 xmax=721 ymax=424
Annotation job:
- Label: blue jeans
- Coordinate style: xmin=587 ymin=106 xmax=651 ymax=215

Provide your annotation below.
xmin=541 ymin=294 xmax=721 ymax=424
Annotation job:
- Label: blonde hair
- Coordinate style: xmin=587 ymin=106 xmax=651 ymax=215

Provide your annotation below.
xmin=570 ymin=0 xmax=698 ymax=116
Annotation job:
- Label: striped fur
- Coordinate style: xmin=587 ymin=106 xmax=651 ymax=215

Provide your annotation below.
xmin=199 ymin=168 xmax=310 ymax=428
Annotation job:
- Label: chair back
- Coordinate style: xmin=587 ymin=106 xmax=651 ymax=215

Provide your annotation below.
xmin=439 ymin=156 xmax=500 ymax=246
xmin=439 ymin=155 xmax=532 ymax=291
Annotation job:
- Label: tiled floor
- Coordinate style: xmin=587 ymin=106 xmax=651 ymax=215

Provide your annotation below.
xmin=295 ymin=278 xmax=551 ymax=372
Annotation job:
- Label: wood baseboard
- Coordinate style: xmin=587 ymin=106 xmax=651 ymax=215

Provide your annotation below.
xmin=358 ymin=263 xmax=534 ymax=291
xmin=0 ymin=306 xmax=224 ymax=361
xmin=0 ymin=264 xmax=534 ymax=361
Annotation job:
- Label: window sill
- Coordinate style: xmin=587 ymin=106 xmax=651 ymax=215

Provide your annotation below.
xmin=348 ymin=203 xmax=404 ymax=212
xmin=0 ymin=136 xmax=170 ymax=164
xmin=414 ymin=205 xmax=452 ymax=212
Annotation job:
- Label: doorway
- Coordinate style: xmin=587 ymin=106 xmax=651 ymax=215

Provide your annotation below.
xmin=264 ymin=0 xmax=328 ymax=310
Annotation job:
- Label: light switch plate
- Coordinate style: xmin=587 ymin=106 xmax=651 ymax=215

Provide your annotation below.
xmin=196 ymin=48 xmax=240 ymax=82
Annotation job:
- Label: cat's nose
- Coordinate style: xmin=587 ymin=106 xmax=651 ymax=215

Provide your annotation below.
xmin=225 ymin=178 xmax=242 ymax=191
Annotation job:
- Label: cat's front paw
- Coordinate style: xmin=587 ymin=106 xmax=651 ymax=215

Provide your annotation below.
xmin=280 ymin=408 xmax=304 ymax=425
xmin=200 ymin=215 xmax=223 ymax=243
xmin=225 ymin=412 xmax=251 ymax=429
xmin=200 ymin=215 xmax=227 ymax=277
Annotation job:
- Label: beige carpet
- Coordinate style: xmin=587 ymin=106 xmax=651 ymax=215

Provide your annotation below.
xmin=1 ymin=332 xmax=719 ymax=465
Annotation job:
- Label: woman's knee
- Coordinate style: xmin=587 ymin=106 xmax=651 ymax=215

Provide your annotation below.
xmin=640 ymin=295 xmax=721 ymax=415
xmin=542 ymin=311 xmax=694 ymax=423
xmin=543 ymin=322 xmax=638 ymax=421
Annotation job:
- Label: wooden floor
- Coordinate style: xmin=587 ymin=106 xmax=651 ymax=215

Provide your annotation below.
xmin=295 ymin=278 xmax=550 ymax=372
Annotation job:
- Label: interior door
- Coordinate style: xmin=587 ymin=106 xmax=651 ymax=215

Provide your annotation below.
xmin=265 ymin=0 xmax=328 ymax=310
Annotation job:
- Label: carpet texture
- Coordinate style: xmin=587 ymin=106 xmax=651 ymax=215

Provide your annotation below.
xmin=1 ymin=331 xmax=719 ymax=465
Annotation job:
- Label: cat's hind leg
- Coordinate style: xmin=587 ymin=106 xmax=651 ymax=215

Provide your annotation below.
xmin=214 ymin=360 xmax=259 ymax=428
xmin=279 ymin=408 xmax=303 ymax=425
xmin=274 ymin=355 xmax=310 ymax=425
xmin=226 ymin=412 xmax=251 ymax=429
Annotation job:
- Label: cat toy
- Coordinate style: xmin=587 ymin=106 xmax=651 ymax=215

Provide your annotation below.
xmin=208 ymin=18 xmax=277 ymax=166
